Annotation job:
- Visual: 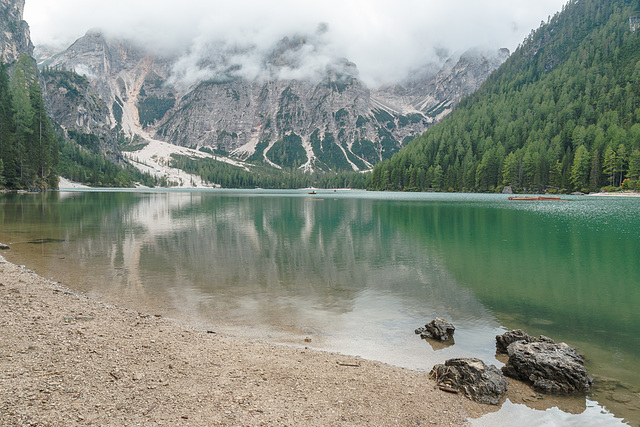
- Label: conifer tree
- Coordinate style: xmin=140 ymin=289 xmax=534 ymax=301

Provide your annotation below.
xmin=571 ymin=145 xmax=590 ymax=190
xmin=589 ymin=149 xmax=601 ymax=190
xmin=603 ymin=146 xmax=616 ymax=186
xmin=628 ymin=149 xmax=640 ymax=187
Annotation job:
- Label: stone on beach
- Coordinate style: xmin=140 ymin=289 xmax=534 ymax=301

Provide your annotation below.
xmin=430 ymin=358 xmax=508 ymax=405
xmin=495 ymin=329 xmax=554 ymax=354
xmin=501 ymin=340 xmax=593 ymax=394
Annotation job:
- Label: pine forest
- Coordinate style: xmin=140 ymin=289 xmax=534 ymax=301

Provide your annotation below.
xmin=0 ymin=55 xmax=58 ymax=190
xmin=369 ymin=0 xmax=640 ymax=194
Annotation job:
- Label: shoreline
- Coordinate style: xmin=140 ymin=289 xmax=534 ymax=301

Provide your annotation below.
xmin=0 ymin=255 xmax=487 ymax=426
xmin=586 ymin=191 xmax=640 ymax=197
xmin=53 ymin=182 xmax=640 ymax=198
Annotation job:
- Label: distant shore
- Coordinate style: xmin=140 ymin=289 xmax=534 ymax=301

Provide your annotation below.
xmin=0 ymin=255 xmax=486 ymax=426
xmin=53 ymin=179 xmax=640 ymax=197
xmin=57 ymin=176 xmax=91 ymax=189
xmin=586 ymin=191 xmax=640 ymax=197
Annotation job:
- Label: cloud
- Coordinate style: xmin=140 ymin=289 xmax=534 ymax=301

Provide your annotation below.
xmin=73 ymin=64 xmax=96 ymax=79
xmin=24 ymin=0 xmax=567 ymax=87
xmin=167 ymin=25 xmax=356 ymax=86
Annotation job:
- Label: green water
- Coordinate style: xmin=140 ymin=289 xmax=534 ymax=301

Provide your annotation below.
xmin=0 ymin=190 xmax=638 ymax=425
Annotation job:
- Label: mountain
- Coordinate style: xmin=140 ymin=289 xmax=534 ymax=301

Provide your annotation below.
xmin=39 ymin=35 xmax=125 ymax=161
xmin=373 ymin=48 xmax=511 ymax=122
xmin=0 ymin=0 xmax=33 ymax=63
xmin=38 ymin=31 xmax=508 ymax=174
xmin=369 ymin=0 xmax=640 ymax=193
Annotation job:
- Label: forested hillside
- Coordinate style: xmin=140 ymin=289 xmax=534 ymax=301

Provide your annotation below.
xmin=0 ymin=55 xmax=58 ymax=189
xmin=369 ymin=0 xmax=640 ymax=193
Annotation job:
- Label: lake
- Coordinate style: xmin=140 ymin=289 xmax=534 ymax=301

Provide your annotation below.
xmin=1 ymin=190 xmax=638 ymax=425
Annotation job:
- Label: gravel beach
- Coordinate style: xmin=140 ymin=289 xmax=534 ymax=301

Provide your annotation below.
xmin=0 ymin=255 xmax=487 ymax=426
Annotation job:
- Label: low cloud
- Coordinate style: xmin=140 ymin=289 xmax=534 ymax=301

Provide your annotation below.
xmin=168 ymin=26 xmax=356 ymax=87
xmin=25 ymin=0 xmax=567 ymax=87
xmin=73 ymin=64 xmax=96 ymax=79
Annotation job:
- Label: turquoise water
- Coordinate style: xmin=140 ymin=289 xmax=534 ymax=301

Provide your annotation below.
xmin=0 ymin=190 xmax=638 ymax=425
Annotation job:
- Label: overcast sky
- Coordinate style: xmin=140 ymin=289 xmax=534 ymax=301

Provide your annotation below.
xmin=24 ymin=0 xmax=568 ymax=86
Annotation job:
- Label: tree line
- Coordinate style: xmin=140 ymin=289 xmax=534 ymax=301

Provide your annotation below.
xmin=57 ymin=137 xmax=159 ymax=188
xmin=369 ymin=0 xmax=640 ymax=193
xmin=170 ymin=154 xmax=368 ymax=189
xmin=0 ymin=56 xmax=58 ymax=190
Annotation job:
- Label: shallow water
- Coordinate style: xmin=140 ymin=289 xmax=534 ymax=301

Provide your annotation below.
xmin=1 ymin=190 xmax=638 ymax=425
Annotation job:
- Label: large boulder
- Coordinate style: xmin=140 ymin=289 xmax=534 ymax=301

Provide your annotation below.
xmin=430 ymin=358 xmax=508 ymax=405
xmin=502 ymin=341 xmax=593 ymax=394
xmin=495 ymin=329 xmax=554 ymax=354
xmin=415 ymin=317 xmax=455 ymax=341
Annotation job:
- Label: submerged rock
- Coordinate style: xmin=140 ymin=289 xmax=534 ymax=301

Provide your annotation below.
xmin=495 ymin=329 xmax=554 ymax=354
xmin=430 ymin=358 xmax=508 ymax=405
xmin=502 ymin=341 xmax=593 ymax=394
xmin=415 ymin=317 xmax=455 ymax=341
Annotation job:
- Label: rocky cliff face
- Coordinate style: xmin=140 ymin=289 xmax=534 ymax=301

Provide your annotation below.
xmin=0 ymin=0 xmax=33 ymax=63
xmin=41 ymin=31 xmax=508 ymax=172
xmin=374 ymin=48 xmax=510 ymax=121
xmin=40 ymin=32 xmax=177 ymax=155
xmin=40 ymin=68 xmax=123 ymax=159
xmin=156 ymin=64 xmax=429 ymax=171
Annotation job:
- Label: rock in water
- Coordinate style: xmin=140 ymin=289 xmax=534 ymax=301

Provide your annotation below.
xmin=502 ymin=341 xmax=593 ymax=394
xmin=495 ymin=329 xmax=554 ymax=354
xmin=430 ymin=358 xmax=508 ymax=405
xmin=416 ymin=317 xmax=455 ymax=341
xmin=0 ymin=243 xmax=10 ymax=250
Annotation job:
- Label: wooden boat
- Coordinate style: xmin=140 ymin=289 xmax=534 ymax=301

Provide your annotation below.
xmin=308 ymin=190 xmax=317 ymax=195
xmin=508 ymin=196 xmax=539 ymax=201
xmin=508 ymin=196 xmax=563 ymax=201
xmin=538 ymin=196 xmax=563 ymax=201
